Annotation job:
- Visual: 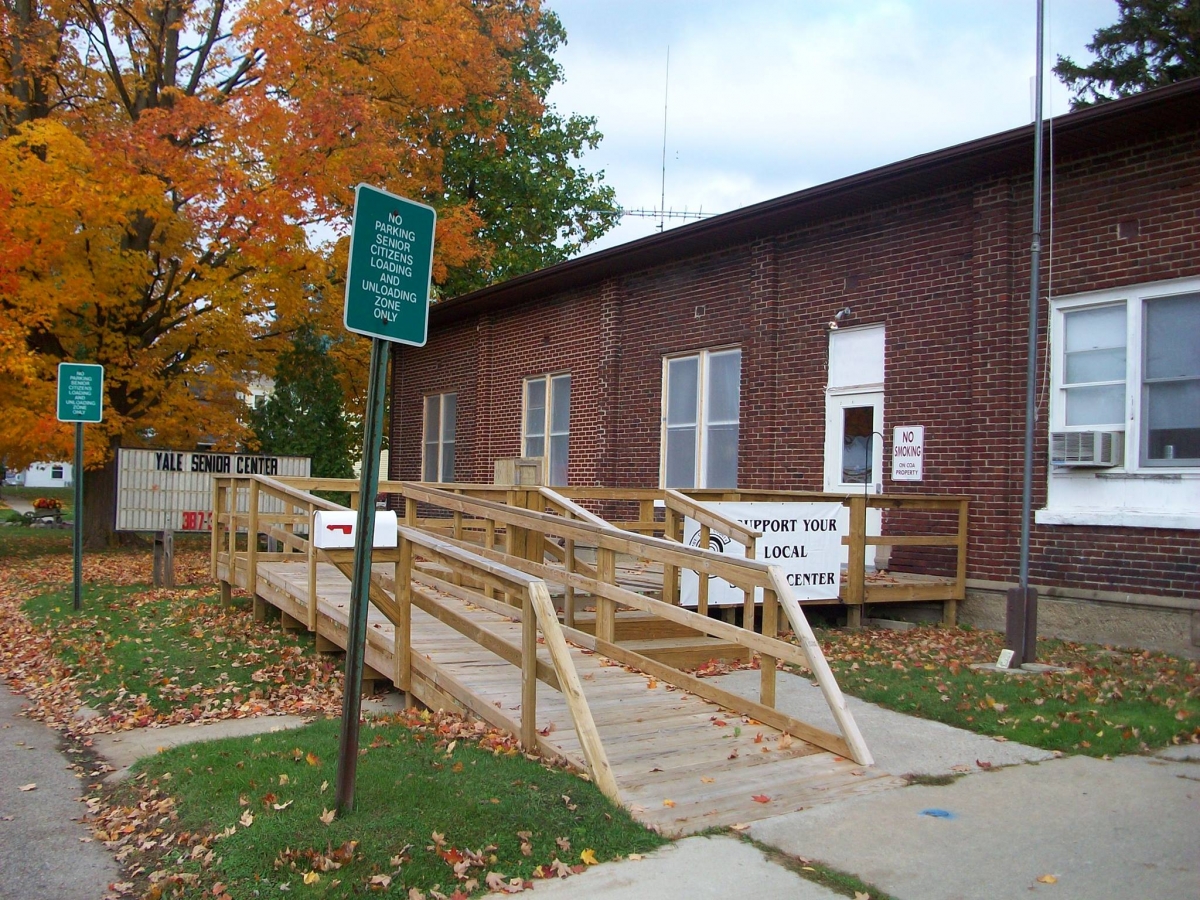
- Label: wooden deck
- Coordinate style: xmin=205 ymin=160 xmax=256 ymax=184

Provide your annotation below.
xmin=227 ymin=555 xmax=904 ymax=834
xmin=209 ymin=476 xmax=934 ymax=835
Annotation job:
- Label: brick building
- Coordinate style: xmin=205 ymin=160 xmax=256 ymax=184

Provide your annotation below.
xmin=389 ymin=78 xmax=1200 ymax=656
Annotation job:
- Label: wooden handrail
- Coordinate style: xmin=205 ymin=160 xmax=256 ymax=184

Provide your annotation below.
xmin=400 ymin=482 xmax=768 ymax=590
xmin=215 ymin=474 xmax=883 ymax=767
xmin=766 ymin=566 xmax=872 ymax=766
xmin=538 ymin=487 xmax=610 ymax=527
xmin=665 ymin=489 xmax=762 ymax=546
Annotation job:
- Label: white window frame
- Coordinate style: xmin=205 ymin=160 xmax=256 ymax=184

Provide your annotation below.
xmin=659 ymin=346 xmax=741 ymax=490
xmin=1050 ymin=278 xmax=1200 ymax=471
xmin=1040 ymin=276 xmax=1200 ymax=530
xmin=522 ymin=373 xmax=571 ymax=487
xmin=422 ymin=392 xmax=456 ymax=483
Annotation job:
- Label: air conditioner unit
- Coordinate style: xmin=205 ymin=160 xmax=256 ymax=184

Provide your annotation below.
xmin=1050 ymin=430 xmax=1124 ymax=468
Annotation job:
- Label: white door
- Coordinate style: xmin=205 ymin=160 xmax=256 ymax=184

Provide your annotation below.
xmin=823 ymin=391 xmax=884 ymax=493
xmin=824 ymin=391 xmax=885 ymax=570
xmin=825 ymin=324 xmax=886 ymax=569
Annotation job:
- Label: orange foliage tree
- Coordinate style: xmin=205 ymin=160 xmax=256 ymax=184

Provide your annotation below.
xmin=1 ymin=0 xmax=543 ymax=544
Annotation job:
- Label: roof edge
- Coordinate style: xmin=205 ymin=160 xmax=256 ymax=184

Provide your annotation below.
xmin=432 ymin=76 xmax=1200 ymax=326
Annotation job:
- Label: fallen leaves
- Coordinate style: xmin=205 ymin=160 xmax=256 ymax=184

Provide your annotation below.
xmin=579 ymin=848 xmax=598 ymax=866
xmin=319 ymin=807 xmax=336 ymax=825
xmin=0 ymin=553 xmax=345 ymax=738
xmin=18 ymin=783 xmax=37 ymax=792
xmin=1036 ymin=874 xmax=1058 ymax=884
xmin=751 ymin=794 xmax=772 ymax=804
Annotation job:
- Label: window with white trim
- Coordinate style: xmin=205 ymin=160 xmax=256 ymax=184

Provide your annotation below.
xmin=523 ymin=374 xmax=571 ymax=486
xmin=422 ymin=393 xmax=456 ymax=482
xmin=661 ymin=348 xmax=741 ymax=489
xmin=1053 ymin=286 xmax=1199 ymax=467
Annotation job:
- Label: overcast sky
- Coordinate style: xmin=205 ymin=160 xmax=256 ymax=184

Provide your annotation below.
xmin=544 ymin=0 xmax=1118 ymax=252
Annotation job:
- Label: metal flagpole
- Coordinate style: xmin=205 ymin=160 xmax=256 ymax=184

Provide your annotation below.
xmin=1009 ymin=0 xmax=1046 ymax=666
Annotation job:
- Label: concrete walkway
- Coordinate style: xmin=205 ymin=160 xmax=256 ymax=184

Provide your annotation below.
xmin=0 ymin=682 xmax=121 ymax=900
xmin=750 ymin=751 xmax=1200 ymax=900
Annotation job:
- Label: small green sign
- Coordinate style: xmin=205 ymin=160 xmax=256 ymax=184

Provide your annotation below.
xmin=57 ymin=363 xmax=104 ymax=423
xmin=343 ymin=184 xmax=436 ymax=346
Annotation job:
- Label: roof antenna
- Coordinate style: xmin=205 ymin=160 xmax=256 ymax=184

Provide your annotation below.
xmin=659 ymin=46 xmax=669 ymax=233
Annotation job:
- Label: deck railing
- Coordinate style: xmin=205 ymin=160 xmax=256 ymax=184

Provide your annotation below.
xmin=211 ymin=474 xmax=621 ymax=799
xmin=212 ymin=475 xmax=875 ymax=769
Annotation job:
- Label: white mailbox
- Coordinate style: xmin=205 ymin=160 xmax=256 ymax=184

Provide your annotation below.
xmin=312 ymin=510 xmax=398 ymax=549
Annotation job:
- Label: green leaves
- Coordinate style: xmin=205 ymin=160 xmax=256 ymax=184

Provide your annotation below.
xmin=1054 ymin=0 xmax=1200 ymax=108
xmin=247 ymin=323 xmax=356 ymax=482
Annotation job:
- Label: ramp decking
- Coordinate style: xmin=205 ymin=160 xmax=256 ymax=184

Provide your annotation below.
xmin=225 ymin=555 xmax=902 ymax=835
xmin=213 ymin=476 xmax=910 ymax=835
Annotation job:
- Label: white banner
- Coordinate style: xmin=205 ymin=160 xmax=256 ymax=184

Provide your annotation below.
xmin=116 ymin=448 xmax=311 ymax=532
xmin=681 ymin=502 xmax=844 ymax=606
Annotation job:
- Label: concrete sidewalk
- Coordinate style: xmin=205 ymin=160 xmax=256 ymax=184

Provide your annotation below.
xmin=750 ymin=751 xmax=1200 ymax=900
xmin=0 ymin=681 xmax=120 ymax=900
xmin=534 ymin=671 xmax=1199 ymax=899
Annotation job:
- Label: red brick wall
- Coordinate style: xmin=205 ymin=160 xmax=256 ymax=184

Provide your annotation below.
xmin=391 ymin=124 xmax=1200 ymax=600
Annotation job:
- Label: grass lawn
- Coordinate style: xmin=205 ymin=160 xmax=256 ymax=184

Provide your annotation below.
xmin=1 ymin=546 xmax=667 ymax=898
xmin=114 ymin=716 xmax=664 ymax=898
xmin=0 ymin=484 xmax=75 ymax=503
xmin=811 ymin=625 xmax=1199 ymax=758
xmin=23 ymin=583 xmax=343 ymax=725
xmin=0 ymin=520 xmax=79 ymax=552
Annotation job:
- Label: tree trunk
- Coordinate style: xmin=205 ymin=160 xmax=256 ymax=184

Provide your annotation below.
xmin=82 ymin=443 xmax=125 ymax=549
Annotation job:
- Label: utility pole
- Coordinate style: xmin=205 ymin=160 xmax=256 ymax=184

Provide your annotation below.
xmin=1008 ymin=0 xmax=1046 ymax=667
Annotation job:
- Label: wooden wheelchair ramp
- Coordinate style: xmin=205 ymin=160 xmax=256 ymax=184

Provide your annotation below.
xmin=213 ymin=477 xmax=903 ymax=835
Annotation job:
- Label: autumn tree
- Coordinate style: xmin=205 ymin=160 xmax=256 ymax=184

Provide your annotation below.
xmin=1055 ymin=0 xmax=1200 ymax=107
xmin=248 ymin=323 xmax=355 ymax=482
xmin=0 ymin=0 xmax=557 ymax=545
xmin=438 ymin=10 xmax=619 ymax=297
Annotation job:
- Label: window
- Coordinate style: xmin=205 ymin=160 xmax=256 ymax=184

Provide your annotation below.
xmin=1062 ymin=304 xmax=1126 ymax=427
xmin=523 ymin=374 xmax=570 ymax=486
xmin=51 ymin=465 xmax=64 ymax=480
xmin=422 ymin=393 xmax=456 ymax=482
xmin=661 ymin=348 xmax=741 ymax=489
xmin=1053 ymin=285 xmax=1199 ymax=467
xmin=1143 ymin=294 xmax=1200 ymax=464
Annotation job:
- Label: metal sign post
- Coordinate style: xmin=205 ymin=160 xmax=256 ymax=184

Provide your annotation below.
xmin=57 ymin=362 xmax=104 ymax=611
xmin=335 ymin=185 xmax=435 ymax=816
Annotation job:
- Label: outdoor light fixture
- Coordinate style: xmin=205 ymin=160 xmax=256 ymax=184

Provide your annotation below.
xmin=828 ymin=307 xmax=853 ymax=330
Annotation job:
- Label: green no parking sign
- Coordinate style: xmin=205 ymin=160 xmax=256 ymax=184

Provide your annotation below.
xmin=57 ymin=363 xmax=104 ymax=423
xmin=337 ymin=184 xmax=436 ymax=813
xmin=343 ymin=184 xmax=436 ymax=346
